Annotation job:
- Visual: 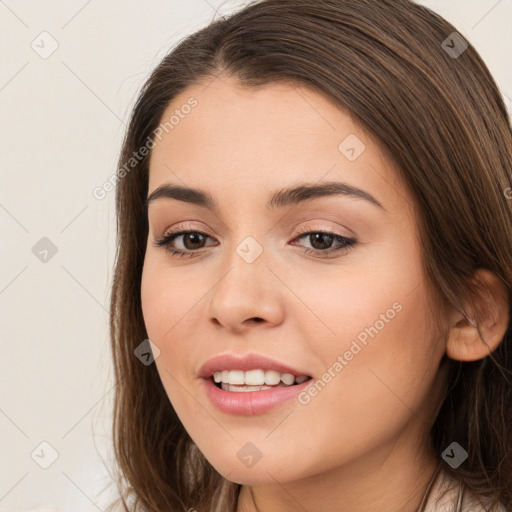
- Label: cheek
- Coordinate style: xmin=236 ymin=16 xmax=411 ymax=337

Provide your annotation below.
xmin=140 ymin=256 xmax=202 ymax=343
xmin=140 ymin=255 xmax=210 ymax=398
xmin=140 ymin=258 xmax=199 ymax=416
xmin=300 ymin=238 xmax=441 ymax=412
xmin=311 ymin=279 xmax=441 ymax=436
xmin=141 ymin=267 xmax=167 ymax=344
xmin=290 ymin=238 xmax=428 ymax=357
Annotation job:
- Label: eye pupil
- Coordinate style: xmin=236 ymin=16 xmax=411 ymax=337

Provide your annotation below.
xmin=310 ymin=233 xmax=333 ymax=250
xmin=184 ymin=233 xmax=206 ymax=249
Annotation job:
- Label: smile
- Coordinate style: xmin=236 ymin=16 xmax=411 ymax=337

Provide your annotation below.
xmin=203 ymin=375 xmax=312 ymax=415
xmin=213 ymin=369 xmax=310 ymax=390
xmin=199 ymin=352 xmax=313 ymax=415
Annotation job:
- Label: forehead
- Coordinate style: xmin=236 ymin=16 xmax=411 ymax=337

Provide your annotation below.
xmin=147 ymin=76 xmax=409 ymax=214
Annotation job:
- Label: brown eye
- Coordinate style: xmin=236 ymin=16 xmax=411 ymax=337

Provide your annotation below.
xmin=291 ymin=230 xmax=357 ymax=258
xmin=308 ymin=233 xmax=336 ymax=250
xmin=153 ymin=230 xmax=217 ymax=256
xmin=180 ymin=232 xmax=208 ymax=250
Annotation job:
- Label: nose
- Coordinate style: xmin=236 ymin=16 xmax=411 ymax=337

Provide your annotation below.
xmin=207 ymin=245 xmax=285 ymax=334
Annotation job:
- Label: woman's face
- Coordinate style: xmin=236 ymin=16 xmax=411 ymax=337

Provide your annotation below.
xmin=141 ymin=76 xmax=447 ymax=493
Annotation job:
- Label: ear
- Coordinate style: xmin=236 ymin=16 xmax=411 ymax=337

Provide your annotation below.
xmin=445 ymin=269 xmax=510 ymax=362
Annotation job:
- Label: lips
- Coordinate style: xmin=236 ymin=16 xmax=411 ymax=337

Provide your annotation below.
xmin=198 ymin=353 xmax=313 ymax=415
xmin=198 ymin=353 xmax=311 ymax=380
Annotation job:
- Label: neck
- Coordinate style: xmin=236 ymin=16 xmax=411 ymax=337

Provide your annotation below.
xmin=236 ymin=432 xmax=440 ymax=512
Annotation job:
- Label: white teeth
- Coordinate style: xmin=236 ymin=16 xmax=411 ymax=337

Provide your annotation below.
xmin=229 ymin=370 xmax=245 ymax=385
xmin=212 ymin=369 xmax=309 ymax=387
xmin=221 ymin=383 xmax=272 ymax=392
xmin=281 ymin=373 xmax=295 ymax=386
xmin=244 ymin=369 xmax=265 ymax=385
xmin=264 ymin=370 xmax=281 ymax=386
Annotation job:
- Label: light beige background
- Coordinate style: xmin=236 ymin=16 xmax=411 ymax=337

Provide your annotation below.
xmin=0 ymin=1 xmax=510 ymax=510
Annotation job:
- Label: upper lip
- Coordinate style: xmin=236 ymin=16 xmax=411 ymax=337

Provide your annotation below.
xmin=199 ymin=353 xmax=311 ymax=379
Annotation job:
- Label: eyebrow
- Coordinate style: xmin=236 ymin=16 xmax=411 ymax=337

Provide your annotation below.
xmin=145 ymin=180 xmax=386 ymax=212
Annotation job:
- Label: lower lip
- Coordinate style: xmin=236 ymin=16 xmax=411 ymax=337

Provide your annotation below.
xmin=201 ymin=377 xmax=311 ymax=416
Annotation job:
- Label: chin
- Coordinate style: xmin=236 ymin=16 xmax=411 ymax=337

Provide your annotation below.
xmin=221 ymin=467 xmax=289 ymax=486
xmin=205 ymin=451 xmax=304 ymax=486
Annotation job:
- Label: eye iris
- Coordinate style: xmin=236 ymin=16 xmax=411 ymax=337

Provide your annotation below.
xmin=310 ymin=233 xmax=333 ymax=250
xmin=183 ymin=233 xmax=206 ymax=250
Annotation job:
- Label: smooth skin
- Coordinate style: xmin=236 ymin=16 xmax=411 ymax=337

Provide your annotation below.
xmin=140 ymin=75 xmax=509 ymax=512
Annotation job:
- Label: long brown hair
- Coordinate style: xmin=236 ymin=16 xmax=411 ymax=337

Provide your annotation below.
xmin=107 ymin=1 xmax=512 ymax=510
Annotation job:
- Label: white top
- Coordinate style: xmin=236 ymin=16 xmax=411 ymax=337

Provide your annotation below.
xmin=424 ymin=469 xmax=508 ymax=512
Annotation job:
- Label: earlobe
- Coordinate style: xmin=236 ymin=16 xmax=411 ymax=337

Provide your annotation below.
xmin=445 ymin=269 xmax=510 ymax=362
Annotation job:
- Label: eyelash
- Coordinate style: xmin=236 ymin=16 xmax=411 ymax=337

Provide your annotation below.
xmin=153 ymin=224 xmax=357 ymax=259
